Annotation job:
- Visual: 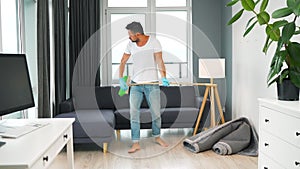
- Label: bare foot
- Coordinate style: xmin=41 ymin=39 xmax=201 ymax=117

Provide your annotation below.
xmin=155 ymin=137 xmax=169 ymax=147
xmin=128 ymin=142 xmax=141 ymax=153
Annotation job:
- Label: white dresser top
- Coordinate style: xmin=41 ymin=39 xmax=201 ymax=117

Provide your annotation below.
xmin=0 ymin=118 xmax=74 ymax=168
xmin=258 ymin=98 xmax=300 ymax=118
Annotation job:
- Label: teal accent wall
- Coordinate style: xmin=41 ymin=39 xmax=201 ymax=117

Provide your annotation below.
xmin=221 ymin=0 xmax=232 ymax=121
xmin=192 ymin=0 xmax=232 ymax=121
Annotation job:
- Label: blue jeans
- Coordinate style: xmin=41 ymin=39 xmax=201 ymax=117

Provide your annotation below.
xmin=130 ymin=84 xmax=161 ymax=141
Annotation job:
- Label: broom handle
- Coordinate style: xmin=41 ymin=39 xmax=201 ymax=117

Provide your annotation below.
xmin=128 ymin=81 xmax=216 ymax=87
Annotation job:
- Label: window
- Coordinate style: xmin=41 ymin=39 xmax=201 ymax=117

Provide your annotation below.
xmin=0 ymin=0 xmax=18 ymax=53
xmin=102 ymin=0 xmax=191 ymax=85
xmin=108 ymin=0 xmax=147 ymax=7
xmin=110 ymin=14 xmax=146 ymax=79
xmin=0 ymin=0 xmax=37 ymax=119
xmin=156 ymin=11 xmax=188 ymax=78
xmin=0 ymin=0 xmax=21 ymax=119
xmin=156 ymin=0 xmax=186 ymax=7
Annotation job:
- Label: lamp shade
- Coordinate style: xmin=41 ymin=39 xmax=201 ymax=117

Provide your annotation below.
xmin=199 ymin=58 xmax=225 ymax=78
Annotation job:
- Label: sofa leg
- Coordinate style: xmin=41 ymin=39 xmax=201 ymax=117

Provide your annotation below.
xmin=116 ymin=130 xmax=121 ymax=140
xmin=103 ymin=142 xmax=108 ymax=153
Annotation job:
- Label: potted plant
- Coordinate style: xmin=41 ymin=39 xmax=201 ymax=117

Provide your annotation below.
xmin=227 ymin=0 xmax=300 ymax=100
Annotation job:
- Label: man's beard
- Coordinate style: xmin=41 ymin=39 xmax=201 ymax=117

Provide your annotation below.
xmin=130 ymin=38 xmax=139 ymax=43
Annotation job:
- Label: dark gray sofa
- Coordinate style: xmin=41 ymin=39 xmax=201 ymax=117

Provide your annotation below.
xmin=55 ymin=85 xmax=210 ymax=152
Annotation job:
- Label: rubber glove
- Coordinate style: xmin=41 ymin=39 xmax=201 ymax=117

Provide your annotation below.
xmin=161 ymin=77 xmax=170 ymax=86
xmin=119 ymin=77 xmax=128 ymax=91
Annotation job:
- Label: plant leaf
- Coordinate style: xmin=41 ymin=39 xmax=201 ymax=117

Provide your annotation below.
xmin=282 ymin=22 xmax=296 ymax=43
xmin=226 ymin=0 xmax=239 ymax=7
xmin=276 ymin=37 xmax=284 ymax=52
xmin=266 ymin=25 xmax=280 ymax=41
xmin=245 ymin=16 xmax=256 ymax=28
xmin=267 ymin=50 xmax=286 ymax=83
xmin=244 ymin=20 xmax=258 ymax=37
xmin=272 ymin=7 xmax=293 ymax=18
xmin=272 ymin=20 xmax=289 ymax=29
xmin=260 ymin=0 xmax=269 ymax=12
xmin=287 ymin=0 xmax=296 ymax=8
xmin=290 ymin=66 xmax=300 ymax=88
xmin=257 ymin=11 xmax=270 ymax=25
xmin=227 ymin=9 xmax=244 ymax=25
xmin=241 ymin=0 xmax=255 ymax=11
xmin=274 ymin=51 xmax=286 ymax=72
xmin=287 ymin=42 xmax=300 ymax=65
xmin=263 ymin=36 xmax=273 ymax=53
xmin=267 ymin=78 xmax=278 ymax=86
xmin=294 ymin=30 xmax=300 ymax=34
xmin=293 ymin=0 xmax=300 ymax=16
xmin=279 ymin=69 xmax=289 ymax=83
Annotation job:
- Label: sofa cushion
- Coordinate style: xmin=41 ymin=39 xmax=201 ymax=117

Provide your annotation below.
xmin=113 ymin=86 xmax=198 ymax=110
xmin=160 ymin=86 xmax=197 ymax=108
xmin=114 ymin=107 xmax=200 ymax=128
xmin=95 ymin=86 xmax=115 ymax=109
xmin=72 ymin=86 xmax=114 ymax=110
xmin=112 ymin=86 xmax=130 ymax=109
xmin=161 ymin=107 xmax=199 ymax=123
xmin=115 ymin=108 xmax=152 ymax=125
xmin=56 ymin=109 xmax=115 ymax=138
xmin=59 ymin=98 xmax=74 ymax=113
xmin=112 ymin=86 xmax=149 ymax=109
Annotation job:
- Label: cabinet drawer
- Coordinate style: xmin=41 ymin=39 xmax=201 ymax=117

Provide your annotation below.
xmin=31 ymin=126 xmax=72 ymax=169
xmin=260 ymin=130 xmax=300 ymax=169
xmin=258 ymin=152 xmax=284 ymax=169
xmin=259 ymin=106 xmax=300 ymax=148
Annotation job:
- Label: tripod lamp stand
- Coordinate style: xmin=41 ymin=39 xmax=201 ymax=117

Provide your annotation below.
xmin=193 ymin=58 xmax=226 ymax=135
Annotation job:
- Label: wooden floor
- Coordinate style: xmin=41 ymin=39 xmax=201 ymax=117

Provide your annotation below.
xmin=49 ymin=129 xmax=257 ymax=169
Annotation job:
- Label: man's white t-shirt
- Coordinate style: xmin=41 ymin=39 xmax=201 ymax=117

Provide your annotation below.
xmin=124 ymin=36 xmax=162 ymax=83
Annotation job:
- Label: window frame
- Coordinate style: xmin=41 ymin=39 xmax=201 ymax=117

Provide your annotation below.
xmin=0 ymin=0 xmax=28 ymax=119
xmin=101 ymin=0 xmax=192 ymax=85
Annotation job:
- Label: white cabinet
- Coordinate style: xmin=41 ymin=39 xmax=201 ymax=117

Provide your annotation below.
xmin=258 ymin=98 xmax=300 ymax=169
xmin=0 ymin=118 xmax=75 ymax=169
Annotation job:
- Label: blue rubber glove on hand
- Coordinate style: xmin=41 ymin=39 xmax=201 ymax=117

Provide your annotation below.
xmin=161 ymin=77 xmax=170 ymax=86
xmin=119 ymin=78 xmax=128 ymax=91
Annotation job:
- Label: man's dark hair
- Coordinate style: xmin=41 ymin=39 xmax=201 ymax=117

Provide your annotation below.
xmin=125 ymin=22 xmax=144 ymax=34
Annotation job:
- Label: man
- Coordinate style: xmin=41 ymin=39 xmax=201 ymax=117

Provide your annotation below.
xmin=119 ymin=21 xmax=170 ymax=153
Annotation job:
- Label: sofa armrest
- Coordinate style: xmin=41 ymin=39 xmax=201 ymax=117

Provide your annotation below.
xmin=59 ymin=98 xmax=75 ymax=114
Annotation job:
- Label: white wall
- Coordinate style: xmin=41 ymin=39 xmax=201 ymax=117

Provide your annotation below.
xmin=232 ymin=2 xmax=285 ymax=129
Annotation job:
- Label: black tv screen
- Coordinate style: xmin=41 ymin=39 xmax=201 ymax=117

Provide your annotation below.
xmin=0 ymin=53 xmax=35 ymax=116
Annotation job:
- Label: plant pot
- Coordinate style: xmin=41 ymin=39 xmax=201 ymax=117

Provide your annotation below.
xmin=277 ymin=79 xmax=300 ymax=101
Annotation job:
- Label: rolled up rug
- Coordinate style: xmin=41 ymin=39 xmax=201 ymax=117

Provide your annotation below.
xmin=183 ymin=121 xmax=242 ymax=153
xmin=183 ymin=117 xmax=258 ymax=156
xmin=212 ymin=122 xmax=251 ymax=155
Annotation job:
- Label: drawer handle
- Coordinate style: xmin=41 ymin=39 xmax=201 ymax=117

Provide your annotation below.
xmin=264 ymin=119 xmax=270 ymax=123
xmin=264 ymin=143 xmax=269 ymax=147
xmin=263 ymin=167 xmax=268 ymax=169
xmin=296 ymin=132 xmax=300 ymax=137
xmin=43 ymin=156 xmax=49 ymax=162
xmin=295 ymin=161 xmax=300 ymax=166
xmin=63 ymin=134 xmax=68 ymax=139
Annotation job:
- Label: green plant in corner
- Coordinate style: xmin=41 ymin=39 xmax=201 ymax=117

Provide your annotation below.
xmin=227 ymin=0 xmax=300 ymax=88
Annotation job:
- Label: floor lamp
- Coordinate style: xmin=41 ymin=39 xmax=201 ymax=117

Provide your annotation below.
xmin=193 ymin=58 xmax=226 ymax=135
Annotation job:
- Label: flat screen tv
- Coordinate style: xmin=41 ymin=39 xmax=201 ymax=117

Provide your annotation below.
xmin=0 ymin=53 xmax=35 ymax=116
